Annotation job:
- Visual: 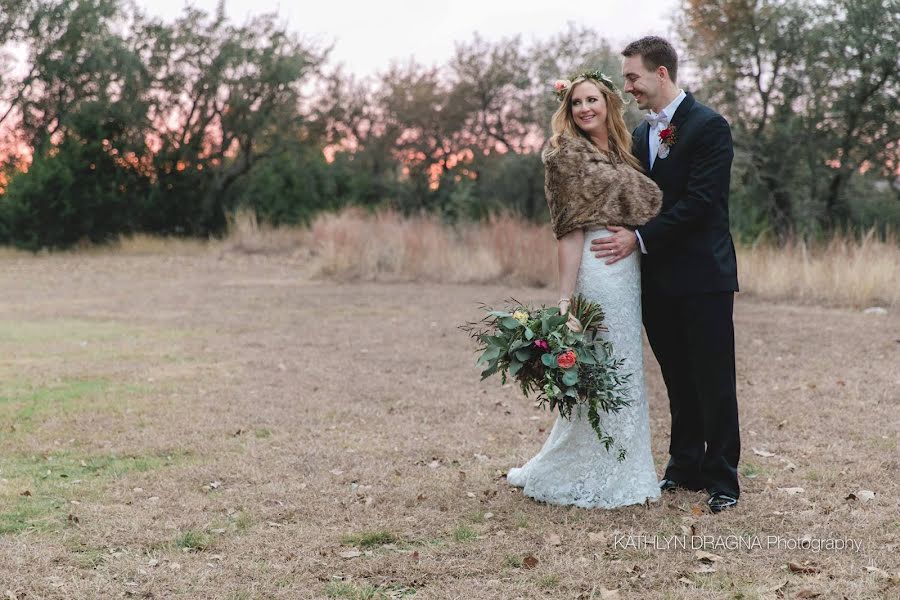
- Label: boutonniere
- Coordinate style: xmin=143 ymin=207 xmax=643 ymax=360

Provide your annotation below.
xmin=657 ymin=125 xmax=677 ymax=159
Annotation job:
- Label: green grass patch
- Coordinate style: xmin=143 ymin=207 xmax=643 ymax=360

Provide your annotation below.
xmin=175 ymin=529 xmax=210 ymax=552
xmin=537 ymin=575 xmax=560 ymax=588
xmin=0 ymin=319 xmax=137 ymax=344
xmin=233 ymin=510 xmax=253 ymax=532
xmin=739 ymin=462 xmax=761 ymax=478
xmin=340 ymin=530 xmax=400 ymax=548
xmin=502 ymin=554 xmax=523 ymax=568
xmin=467 ymin=510 xmax=486 ymax=523
xmin=324 ymin=582 xmax=381 ymax=599
xmin=869 ymin=436 xmax=897 ymax=450
xmin=0 ymin=378 xmax=111 ymax=422
xmin=324 ymin=582 xmax=414 ymax=599
xmin=0 ymin=498 xmax=61 ymax=535
xmin=254 ymin=428 xmax=272 ymax=438
xmin=71 ymin=548 xmax=107 ymax=569
xmin=0 ymin=451 xmax=185 ymax=535
xmin=452 ymin=525 xmax=478 ymax=542
xmin=0 ymin=378 xmax=156 ymax=432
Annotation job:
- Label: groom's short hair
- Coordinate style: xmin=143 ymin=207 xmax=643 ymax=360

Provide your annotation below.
xmin=622 ymin=37 xmax=678 ymax=83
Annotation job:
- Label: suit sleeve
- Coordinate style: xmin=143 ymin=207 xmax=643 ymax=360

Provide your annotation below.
xmin=636 ymin=115 xmax=733 ymax=252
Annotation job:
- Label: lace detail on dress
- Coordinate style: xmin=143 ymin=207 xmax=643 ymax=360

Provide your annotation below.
xmin=506 ymin=228 xmax=661 ymax=508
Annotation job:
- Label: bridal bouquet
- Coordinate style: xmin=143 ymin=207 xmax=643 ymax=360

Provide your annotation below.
xmin=461 ymin=295 xmax=632 ymax=459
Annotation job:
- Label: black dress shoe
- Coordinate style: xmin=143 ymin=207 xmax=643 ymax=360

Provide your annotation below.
xmin=707 ymin=493 xmax=738 ymax=513
xmin=659 ymin=479 xmax=681 ymax=492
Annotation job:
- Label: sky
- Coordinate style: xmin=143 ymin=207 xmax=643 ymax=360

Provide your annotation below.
xmin=140 ymin=0 xmax=682 ymax=78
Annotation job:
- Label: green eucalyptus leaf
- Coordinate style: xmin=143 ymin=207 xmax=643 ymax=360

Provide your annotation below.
xmin=479 ymin=346 xmax=501 ymax=363
xmin=500 ymin=317 xmax=521 ymax=330
xmin=562 ymin=370 xmax=579 ymax=386
xmin=480 ymin=363 xmax=499 ymax=379
xmin=487 ymin=335 xmax=507 ymax=347
xmin=547 ymin=314 xmax=567 ymax=329
xmin=576 ymin=348 xmax=597 ymax=365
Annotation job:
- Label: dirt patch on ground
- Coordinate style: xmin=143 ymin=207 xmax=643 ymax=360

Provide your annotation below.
xmin=0 ymin=252 xmax=897 ymax=599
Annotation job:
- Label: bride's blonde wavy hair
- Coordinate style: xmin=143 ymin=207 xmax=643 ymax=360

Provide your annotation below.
xmin=544 ymin=76 xmax=643 ymax=172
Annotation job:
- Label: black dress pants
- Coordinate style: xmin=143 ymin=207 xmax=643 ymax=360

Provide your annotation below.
xmin=642 ymin=290 xmax=741 ymax=498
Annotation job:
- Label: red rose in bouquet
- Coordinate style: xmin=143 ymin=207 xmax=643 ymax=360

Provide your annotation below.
xmin=556 ymin=350 xmax=577 ymax=369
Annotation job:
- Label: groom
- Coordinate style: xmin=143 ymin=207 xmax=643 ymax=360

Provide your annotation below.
xmin=592 ymin=36 xmax=741 ymax=513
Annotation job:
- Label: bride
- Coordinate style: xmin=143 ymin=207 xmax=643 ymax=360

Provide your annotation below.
xmin=506 ymin=71 xmax=663 ymax=508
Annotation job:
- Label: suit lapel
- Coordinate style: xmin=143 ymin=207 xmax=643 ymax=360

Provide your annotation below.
xmin=669 ymin=91 xmax=695 ymax=131
xmin=650 ymin=92 xmax=696 ymax=176
xmin=634 ymin=121 xmax=651 ymax=171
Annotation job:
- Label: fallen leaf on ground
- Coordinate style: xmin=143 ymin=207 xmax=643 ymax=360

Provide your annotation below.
xmin=677 ymin=577 xmax=693 ymax=585
xmin=695 ymin=550 xmax=723 ymax=563
xmin=753 ymin=448 xmax=776 ymax=457
xmin=788 ymin=562 xmax=820 ymax=574
xmin=781 ymin=459 xmax=797 ymax=472
xmin=846 ymin=490 xmax=875 ymax=502
xmin=795 ymin=590 xmax=821 ymax=598
xmin=691 ymin=505 xmax=704 ymax=517
xmin=339 ymin=549 xmax=362 ymax=559
xmin=523 ymin=555 xmax=539 ymax=569
xmin=693 ymin=565 xmax=717 ymax=574
xmin=863 ymin=566 xmax=889 ymax=578
xmin=778 ymin=487 xmax=805 ymax=495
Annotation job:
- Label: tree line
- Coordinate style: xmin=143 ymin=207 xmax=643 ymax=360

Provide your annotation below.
xmin=0 ymin=0 xmax=896 ymax=250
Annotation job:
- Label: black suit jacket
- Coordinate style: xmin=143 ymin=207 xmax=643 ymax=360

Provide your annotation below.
xmin=634 ymin=92 xmax=739 ymax=296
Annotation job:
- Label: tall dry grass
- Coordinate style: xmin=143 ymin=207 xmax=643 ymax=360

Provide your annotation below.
xmin=302 ymin=208 xmax=899 ymax=308
xmin=1 ymin=207 xmax=894 ymax=308
xmin=308 ymin=208 xmax=556 ymax=286
xmin=737 ymin=230 xmax=899 ymax=307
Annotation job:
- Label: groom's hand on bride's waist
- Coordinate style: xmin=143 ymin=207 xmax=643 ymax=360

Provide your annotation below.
xmin=590 ymin=226 xmax=638 ymax=264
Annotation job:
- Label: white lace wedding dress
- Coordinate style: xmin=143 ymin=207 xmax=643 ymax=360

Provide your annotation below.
xmin=506 ymin=228 xmax=661 ymax=508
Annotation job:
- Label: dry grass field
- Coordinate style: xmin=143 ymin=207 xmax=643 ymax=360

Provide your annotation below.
xmin=0 ymin=229 xmax=898 ymax=599
xmin=305 ymin=209 xmax=899 ymax=309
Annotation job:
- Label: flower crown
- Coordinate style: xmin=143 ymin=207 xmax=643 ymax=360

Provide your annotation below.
xmin=553 ymin=69 xmax=616 ymax=101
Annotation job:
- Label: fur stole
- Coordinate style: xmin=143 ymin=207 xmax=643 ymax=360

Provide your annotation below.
xmin=543 ymin=135 xmax=662 ymax=239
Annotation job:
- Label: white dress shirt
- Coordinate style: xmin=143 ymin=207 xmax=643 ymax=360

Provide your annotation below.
xmin=636 ymin=89 xmax=686 ymax=254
